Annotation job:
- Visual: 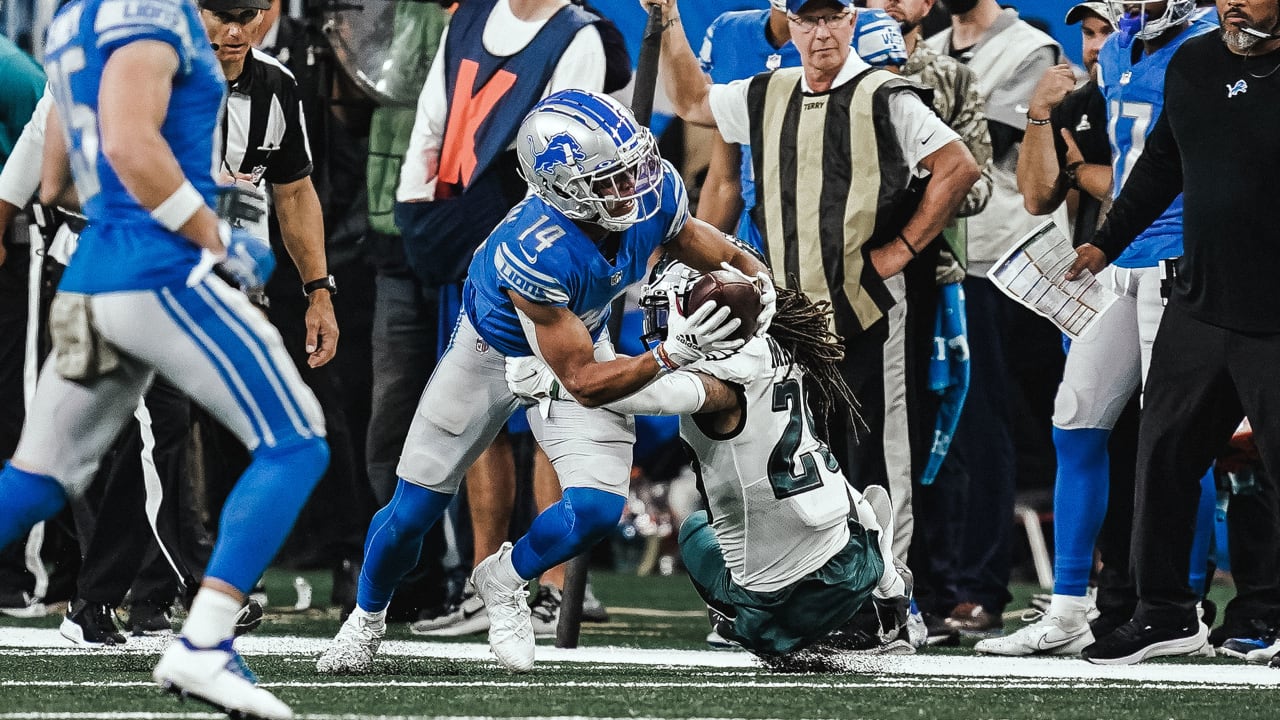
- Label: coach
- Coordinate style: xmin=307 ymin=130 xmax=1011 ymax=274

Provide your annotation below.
xmin=1068 ymin=0 xmax=1280 ymax=665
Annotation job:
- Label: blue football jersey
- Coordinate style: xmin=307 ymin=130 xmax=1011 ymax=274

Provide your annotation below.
xmin=464 ymin=160 xmax=689 ymax=358
xmin=1098 ymin=17 xmax=1215 ymax=268
xmin=43 ymin=0 xmax=224 ymax=293
xmin=699 ymin=9 xmax=800 ymax=252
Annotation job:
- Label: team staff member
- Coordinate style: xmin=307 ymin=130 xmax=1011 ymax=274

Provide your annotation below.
xmin=644 ymin=0 xmax=980 ymax=565
xmin=1068 ymin=0 xmax=1280 ymax=666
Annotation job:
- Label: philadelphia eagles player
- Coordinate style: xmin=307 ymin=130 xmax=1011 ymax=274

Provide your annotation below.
xmin=507 ymin=258 xmax=910 ymax=658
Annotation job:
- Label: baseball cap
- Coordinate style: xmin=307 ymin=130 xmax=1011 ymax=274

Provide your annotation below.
xmin=784 ymin=0 xmax=852 ymax=14
xmin=201 ymin=0 xmax=271 ymax=12
xmin=1064 ymin=1 xmax=1110 ymax=25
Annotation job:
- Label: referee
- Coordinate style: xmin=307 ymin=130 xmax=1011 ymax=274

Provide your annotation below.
xmin=1068 ymin=0 xmax=1280 ymax=665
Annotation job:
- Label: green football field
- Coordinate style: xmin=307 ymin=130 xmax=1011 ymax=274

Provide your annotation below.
xmin=1 ymin=571 xmax=1277 ymax=720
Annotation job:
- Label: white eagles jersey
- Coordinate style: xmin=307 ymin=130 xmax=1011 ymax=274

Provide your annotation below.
xmin=681 ymin=336 xmax=852 ymax=592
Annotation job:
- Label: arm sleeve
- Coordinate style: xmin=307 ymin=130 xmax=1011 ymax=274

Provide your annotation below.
xmin=1092 ymin=110 xmax=1183 ymax=260
xmin=604 ymin=370 xmax=708 ymax=416
xmin=0 ymin=92 xmax=51 ymax=207
xmin=708 ymin=79 xmax=753 ymax=145
xmin=396 ymin=26 xmax=450 ymax=202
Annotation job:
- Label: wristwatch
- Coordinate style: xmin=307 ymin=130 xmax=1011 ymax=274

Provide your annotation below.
xmin=302 ymin=274 xmax=338 ymax=298
xmin=1063 ymin=161 xmax=1085 ymax=191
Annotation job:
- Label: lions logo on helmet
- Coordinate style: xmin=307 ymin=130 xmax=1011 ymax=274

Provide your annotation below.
xmin=516 ymin=89 xmax=664 ymax=232
xmin=532 ymin=132 xmax=586 ymax=176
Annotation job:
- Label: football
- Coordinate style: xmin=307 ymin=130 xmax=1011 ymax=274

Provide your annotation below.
xmin=685 ymin=270 xmax=762 ymax=343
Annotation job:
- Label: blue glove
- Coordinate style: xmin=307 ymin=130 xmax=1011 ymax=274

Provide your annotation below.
xmin=218 ymin=221 xmax=276 ymax=290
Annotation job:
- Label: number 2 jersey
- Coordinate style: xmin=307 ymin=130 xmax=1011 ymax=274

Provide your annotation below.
xmin=681 ymin=336 xmax=852 ymax=593
xmin=464 ymin=160 xmax=688 ymax=357
xmin=1097 ymin=16 xmax=1214 ymax=269
xmin=44 ymin=0 xmax=225 ymax=294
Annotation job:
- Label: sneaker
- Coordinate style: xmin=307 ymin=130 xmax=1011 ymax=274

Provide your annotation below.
xmin=529 ymin=584 xmax=562 ymax=639
xmin=0 ymin=590 xmax=50 ymax=619
xmin=1082 ymin=618 xmax=1209 ymax=665
xmin=471 ymin=542 xmax=535 ymax=672
xmin=248 ymin=582 xmax=268 ymax=609
xmin=1246 ymin=639 xmax=1280 ymax=665
xmin=923 ymin=611 xmax=960 ymax=646
xmin=581 ymin=580 xmax=610 ymax=623
xmin=904 ymin=603 xmax=927 ymax=649
xmin=945 ymin=602 xmax=1002 ymax=636
xmin=975 ymin=612 xmax=1094 ymax=656
xmin=1220 ymin=636 xmax=1271 ymax=660
xmin=316 ymin=607 xmax=386 ymax=674
xmin=872 ymin=560 xmax=914 ymax=641
xmin=60 ymin=601 xmax=126 ymax=646
xmin=410 ymin=581 xmax=488 ymax=637
xmin=125 ymin=601 xmax=173 ymax=636
xmin=154 ymin=636 xmax=292 ymax=720
xmin=233 ymin=598 xmax=264 ymax=637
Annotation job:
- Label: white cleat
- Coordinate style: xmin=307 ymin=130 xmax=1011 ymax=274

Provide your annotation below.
xmin=975 ymin=613 xmax=1094 ymax=656
xmin=153 ymin=636 xmax=292 ymax=720
xmin=472 ymin=542 xmax=536 ymax=673
xmin=316 ymin=607 xmax=386 ymax=674
xmin=1246 ymin=639 xmax=1280 ymax=664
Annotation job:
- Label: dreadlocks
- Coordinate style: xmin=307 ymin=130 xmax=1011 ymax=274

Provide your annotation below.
xmin=765 ymin=280 xmax=865 ymax=436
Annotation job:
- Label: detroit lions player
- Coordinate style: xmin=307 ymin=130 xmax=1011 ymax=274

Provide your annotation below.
xmin=506 ymin=257 xmax=911 ymax=659
xmin=0 ymin=0 xmax=329 ymax=717
xmin=975 ymin=0 xmax=1216 ymax=657
xmin=317 ymin=89 xmax=775 ymax=674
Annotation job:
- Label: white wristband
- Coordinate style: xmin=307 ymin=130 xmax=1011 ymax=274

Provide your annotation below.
xmin=151 ymin=180 xmax=205 ymax=232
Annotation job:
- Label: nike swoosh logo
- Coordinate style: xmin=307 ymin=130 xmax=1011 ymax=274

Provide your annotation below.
xmin=520 ymin=245 xmax=539 ymax=265
xmin=922 ymin=132 xmax=937 ymax=146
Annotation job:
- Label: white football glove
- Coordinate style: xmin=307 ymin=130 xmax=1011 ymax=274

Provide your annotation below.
xmin=505 ymin=356 xmax=561 ymax=404
xmin=719 ymin=261 xmax=777 ymax=338
xmin=659 ymin=288 xmax=744 ymax=367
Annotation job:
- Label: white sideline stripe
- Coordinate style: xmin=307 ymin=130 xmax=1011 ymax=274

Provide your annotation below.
xmin=1 ymin=629 xmax=1278 ymax=686
xmin=0 ymin=716 xmax=808 ymax=720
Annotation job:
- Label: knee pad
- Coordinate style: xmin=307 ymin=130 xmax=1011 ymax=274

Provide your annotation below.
xmin=563 ymin=487 xmax=626 ymax=540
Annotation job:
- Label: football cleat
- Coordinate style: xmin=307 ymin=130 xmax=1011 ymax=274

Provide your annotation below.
xmin=154 ymin=636 xmax=292 ymax=720
xmin=472 ymin=542 xmax=535 ymax=672
xmin=975 ymin=613 xmax=1094 ymax=656
xmin=1246 ymin=639 xmax=1280 ymax=665
xmin=529 ymin=584 xmax=562 ymax=639
xmin=410 ymin=581 xmax=489 ymax=637
xmin=316 ymin=607 xmax=386 ymax=674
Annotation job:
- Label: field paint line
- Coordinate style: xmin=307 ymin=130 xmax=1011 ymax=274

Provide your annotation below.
xmin=0 ymin=716 xmax=823 ymax=720
xmin=603 ymin=608 xmax=708 ymax=618
xmin=2 ymin=629 xmax=1278 ymax=686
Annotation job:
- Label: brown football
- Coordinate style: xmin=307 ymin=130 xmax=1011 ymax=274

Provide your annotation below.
xmin=685 ymin=270 xmax=762 ymax=343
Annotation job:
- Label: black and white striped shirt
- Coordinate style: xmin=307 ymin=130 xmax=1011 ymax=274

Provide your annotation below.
xmin=220 ymin=48 xmax=312 ymax=239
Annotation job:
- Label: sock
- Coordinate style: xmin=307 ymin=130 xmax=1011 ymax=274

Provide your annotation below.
xmin=205 ymin=439 xmax=328 ymax=593
xmin=1047 ymin=593 xmax=1089 ymax=627
xmin=1188 ymin=469 xmax=1216 ymax=597
xmin=182 ymin=588 xmax=242 ymax=647
xmin=1051 ymin=427 xmax=1111 ymax=597
xmin=0 ymin=463 xmax=67 ymax=551
xmin=488 ymin=545 xmax=528 ymax=588
xmin=510 ymin=487 xmax=625 ymax=579
xmin=356 ymin=478 xmax=456 ymax=612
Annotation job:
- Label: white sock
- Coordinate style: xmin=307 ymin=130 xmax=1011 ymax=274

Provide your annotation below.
xmin=182 ymin=589 xmax=242 ymax=647
xmin=494 ymin=546 xmax=529 ymax=589
xmin=1048 ymin=593 xmax=1089 ymax=626
xmin=354 ymin=606 xmax=386 ymax=625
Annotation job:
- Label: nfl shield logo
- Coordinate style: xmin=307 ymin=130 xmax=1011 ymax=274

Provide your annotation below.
xmin=611 ymin=271 xmax=623 ymax=286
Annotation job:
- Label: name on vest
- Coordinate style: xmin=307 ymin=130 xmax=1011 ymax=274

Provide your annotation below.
xmin=803 ymin=98 xmax=828 ymax=111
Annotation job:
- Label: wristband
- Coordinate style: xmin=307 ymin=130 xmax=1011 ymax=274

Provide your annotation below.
xmin=1027 ymin=116 xmax=1052 ymax=126
xmin=662 ymin=15 xmax=681 ymax=30
xmin=652 ymin=344 xmax=679 ymax=373
xmin=1063 ymin=160 xmax=1085 ymax=190
xmin=897 ymin=234 xmax=918 ymax=259
xmin=151 ymin=180 xmax=205 ymax=232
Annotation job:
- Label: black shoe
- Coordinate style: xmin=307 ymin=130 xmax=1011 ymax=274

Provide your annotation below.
xmin=818 ymin=606 xmax=883 ymax=652
xmin=922 ymin=611 xmax=960 ymax=647
xmin=125 ymin=600 xmax=173 ymax=636
xmin=331 ymin=558 xmax=360 ymax=612
xmin=60 ymin=601 xmax=126 ymax=646
xmin=1090 ymin=610 xmax=1132 ymax=642
xmin=233 ymin=598 xmax=264 ymax=636
xmin=1083 ymin=618 xmax=1208 ymax=665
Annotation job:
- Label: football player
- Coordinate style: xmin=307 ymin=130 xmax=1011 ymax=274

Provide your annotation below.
xmin=0 ymin=0 xmax=329 ymax=717
xmin=975 ymin=0 xmax=1218 ymax=657
xmin=317 ymin=89 xmax=776 ymax=674
xmin=506 ymin=258 xmax=911 ymax=660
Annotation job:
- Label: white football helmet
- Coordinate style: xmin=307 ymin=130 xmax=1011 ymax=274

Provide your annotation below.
xmin=1107 ymin=0 xmax=1195 ymax=41
xmin=516 ymin=89 xmax=663 ymax=232
xmin=638 ymin=255 xmax=702 ymax=348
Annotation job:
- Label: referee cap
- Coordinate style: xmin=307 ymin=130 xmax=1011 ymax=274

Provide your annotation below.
xmin=201 ymin=0 xmax=271 ymax=11
xmin=1064 ymin=2 xmax=1111 ymax=25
